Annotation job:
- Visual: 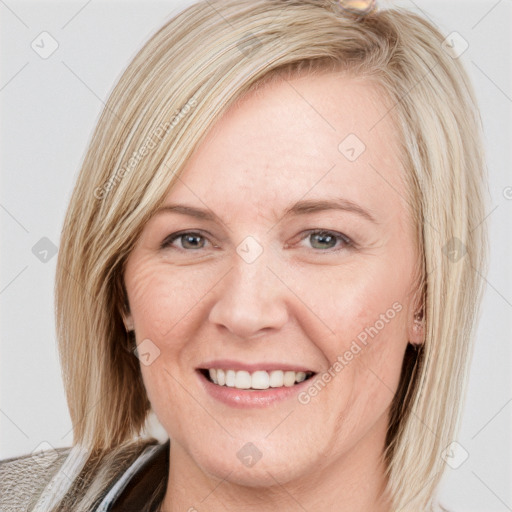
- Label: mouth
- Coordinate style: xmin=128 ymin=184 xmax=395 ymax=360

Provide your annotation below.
xmin=198 ymin=368 xmax=316 ymax=391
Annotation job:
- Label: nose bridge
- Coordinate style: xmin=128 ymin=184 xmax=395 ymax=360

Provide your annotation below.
xmin=208 ymin=242 xmax=288 ymax=338
xmin=231 ymin=253 xmax=268 ymax=299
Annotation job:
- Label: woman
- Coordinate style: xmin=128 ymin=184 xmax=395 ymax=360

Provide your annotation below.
xmin=0 ymin=0 xmax=487 ymax=510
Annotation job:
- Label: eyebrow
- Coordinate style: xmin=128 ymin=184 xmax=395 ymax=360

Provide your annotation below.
xmin=154 ymin=198 xmax=377 ymax=224
xmin=283 ymin=198 xmax=377 ymax=223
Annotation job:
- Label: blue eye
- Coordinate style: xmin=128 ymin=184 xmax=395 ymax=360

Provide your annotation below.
xmin=303 ymin=230 xmax=352 ymax=251
xmin=161 ymin=231 xmax=208 ymax=250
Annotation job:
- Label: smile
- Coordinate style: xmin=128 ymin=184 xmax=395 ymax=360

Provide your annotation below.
xmin=202 ymin=368 xmax=315 ymax=390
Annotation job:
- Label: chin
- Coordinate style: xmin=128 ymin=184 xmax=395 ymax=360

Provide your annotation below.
xmin=201 ymin=454 xmax=308 ymax=488
xmin=187 ymin=436 xmax=319 ymax=488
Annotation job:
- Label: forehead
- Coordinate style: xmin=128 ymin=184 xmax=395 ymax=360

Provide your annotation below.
xmin=164 ymin=72 xmax=404 ymax=221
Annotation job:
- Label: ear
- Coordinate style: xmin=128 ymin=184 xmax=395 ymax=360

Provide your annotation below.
xmin=122 ymin=310 xmax=135 ymax=332
xmin=406 ymin=274 xmax=425 ymax=346
xmin=119 ymin=281 xmax=134 ymax=331
xmin=407 ymin=305 xmax=425 ymax=345
xmin=120 ymin=298 xmax=134 ymax=331
xmin=123 ymin=315 xmax=135 ymax=332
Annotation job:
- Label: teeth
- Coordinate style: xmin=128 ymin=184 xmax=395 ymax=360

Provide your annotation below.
xmin=283 ymin=371 xmax=296 ymax=387
xmin=226 ymin=370 xmax=236 ymax=387
xmin=269 ymin=370 xmax=283 ymax=388
xmin=251 ymin=370 xmax=270 ymax=389
xmin=207 ymin=369 xmax=312 ymax=389
xmin=235 ymin=371 xmax=251 ymax=389
xmin=295 ymin=371 xmax=307 ymax=383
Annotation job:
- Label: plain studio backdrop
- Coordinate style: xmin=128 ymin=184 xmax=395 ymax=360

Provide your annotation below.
xmin=1 ymin=1 xmax=511 ymax=510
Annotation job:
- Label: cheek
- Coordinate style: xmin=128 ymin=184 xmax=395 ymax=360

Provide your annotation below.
xmin=124 ymin=255 xmax=220 ymax=340
xmin=125 ymin=259 xmax=221 ymax=437
xmin=283 ymin=256 xmax=411 ymax=354
xmin=287 ymin=254 xmax=411 ymax=412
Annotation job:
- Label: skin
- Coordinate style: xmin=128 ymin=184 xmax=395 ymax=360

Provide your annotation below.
xmin=123 ymin=72 xmax=424 ymax=512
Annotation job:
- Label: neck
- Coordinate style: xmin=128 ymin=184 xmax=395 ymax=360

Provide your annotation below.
xmin=160 ymin=417 xmax=392 ymax=512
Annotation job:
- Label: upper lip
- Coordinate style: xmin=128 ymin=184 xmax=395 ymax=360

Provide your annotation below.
xmin=198 ymin=359 xmax=317 ymax=373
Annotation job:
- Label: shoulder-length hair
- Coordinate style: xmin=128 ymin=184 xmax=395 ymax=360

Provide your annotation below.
xmin=52 ymin=1 xmax=487 ymax=510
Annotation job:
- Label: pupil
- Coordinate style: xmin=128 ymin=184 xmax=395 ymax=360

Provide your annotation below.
xmin=311 ymin=232 xmax=335 ymax=249
xmin=183 ymin=234 xmax=203 ymax=249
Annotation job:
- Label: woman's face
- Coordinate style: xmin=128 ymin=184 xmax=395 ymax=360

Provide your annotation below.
xmin=123 ymin=72 xmax=422 ymax=488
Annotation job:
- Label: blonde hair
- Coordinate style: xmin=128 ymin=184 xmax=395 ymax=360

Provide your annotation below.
xmin=51 ymin=0 xmax=487 ymax=510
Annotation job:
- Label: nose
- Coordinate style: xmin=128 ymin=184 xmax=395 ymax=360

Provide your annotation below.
xmin=208 ymin=249 xmax=289 ymax=339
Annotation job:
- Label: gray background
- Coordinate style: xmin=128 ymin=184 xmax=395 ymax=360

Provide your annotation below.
xmin=1 ymin=1 xmax=511 ymax=510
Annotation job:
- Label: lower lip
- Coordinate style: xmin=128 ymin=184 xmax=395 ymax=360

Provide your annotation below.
xmin=197 ymin=370 xmax=314 ymax=408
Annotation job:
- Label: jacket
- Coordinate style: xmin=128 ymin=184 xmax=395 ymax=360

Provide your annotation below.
xmin=0 ymin=440 xmax=169 ymax=511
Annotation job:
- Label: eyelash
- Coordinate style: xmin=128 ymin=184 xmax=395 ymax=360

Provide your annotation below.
xmin=160 ymin=229 xmax=353 ymax=252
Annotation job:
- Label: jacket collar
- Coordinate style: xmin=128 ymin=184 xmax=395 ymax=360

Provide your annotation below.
xmin=98 ymin=440 xmax=169 ymax=512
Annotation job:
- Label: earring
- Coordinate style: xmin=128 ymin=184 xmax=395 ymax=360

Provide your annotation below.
xmin=413 ymin=307 xmax=424 ymax=323
xmin=410 ymin=308 xmax=425 ymax=350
